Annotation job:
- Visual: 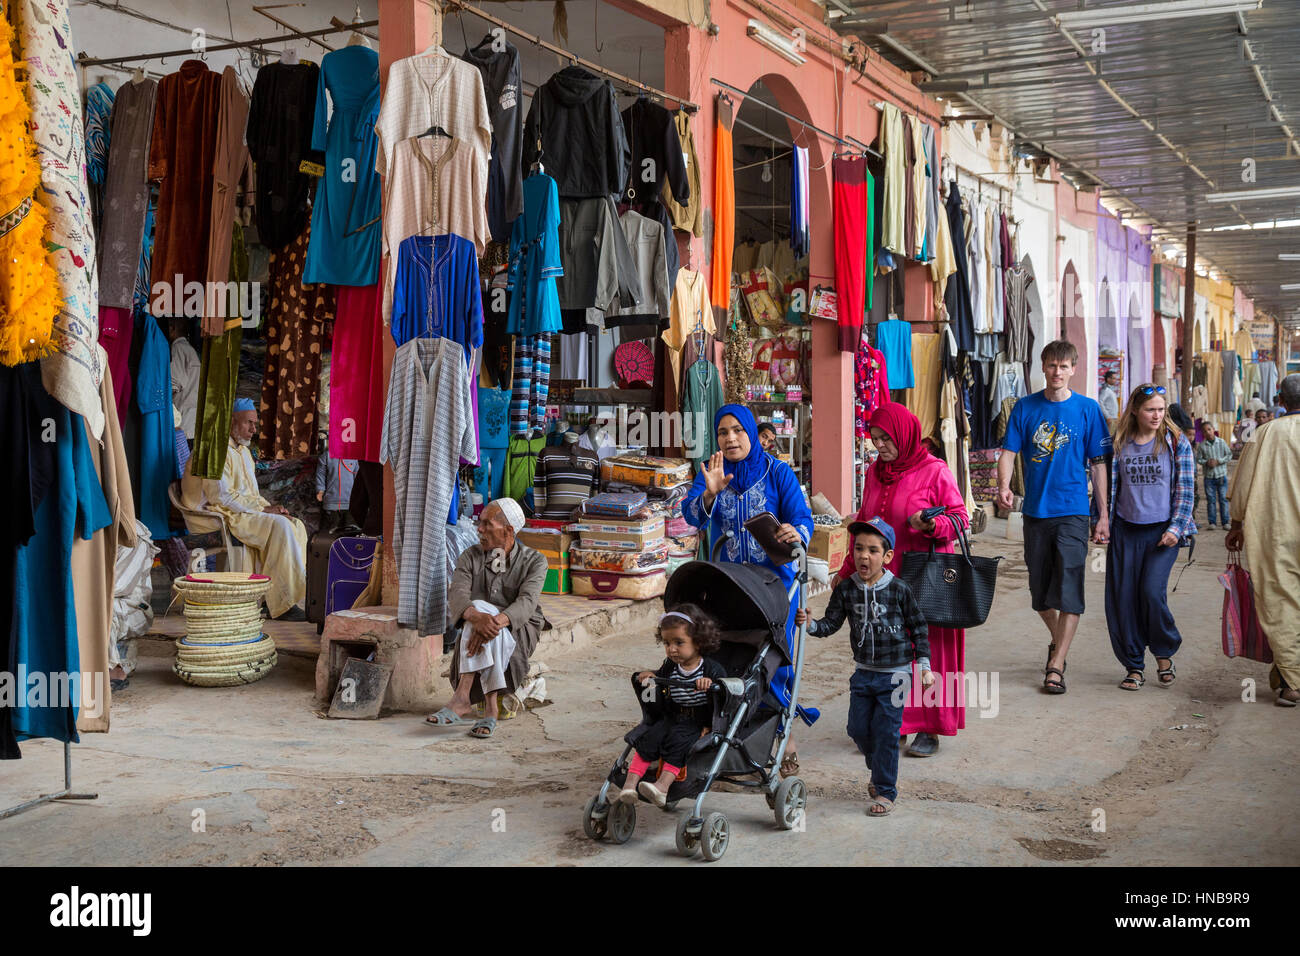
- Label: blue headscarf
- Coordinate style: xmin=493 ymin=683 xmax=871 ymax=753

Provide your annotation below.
xmin=714 ymin=404 xmax=769 ymax=493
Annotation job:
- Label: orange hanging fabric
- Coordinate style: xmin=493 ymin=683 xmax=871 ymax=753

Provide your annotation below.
xmin=709 ymin=95 xmax=734 ymax=327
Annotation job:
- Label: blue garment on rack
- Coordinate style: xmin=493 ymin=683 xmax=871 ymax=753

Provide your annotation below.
xmin=303 ymin=45 xmax=381 ymax=285
xmin=136 ymin=315 xmax=180 ymax=540
xmin=13 ymin=407 xmax=111 ymax=746
xmin=875 ymin=318 xmax=914 ymax=389
xmin=391 ymin=234 xmax=484 ymax=362
xmin=790 ymin=145 xmax=809 ymax=259
xmin=506 ymin=172 xmax=564 ymax=337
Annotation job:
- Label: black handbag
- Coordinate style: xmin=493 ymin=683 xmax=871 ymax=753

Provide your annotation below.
xmin=898 ymin=513 xmax=1001 ymax=629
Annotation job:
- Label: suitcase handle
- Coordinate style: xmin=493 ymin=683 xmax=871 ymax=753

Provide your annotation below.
xmin=590 ymin=575 xmax=618 ymax=594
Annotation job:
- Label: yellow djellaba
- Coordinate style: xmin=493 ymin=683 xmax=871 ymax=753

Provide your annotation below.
xmin=0 ymin=4 xmax=61 ymax=366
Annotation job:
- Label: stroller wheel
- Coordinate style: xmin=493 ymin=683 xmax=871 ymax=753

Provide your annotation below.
xmin=773 ymin=776 xmax=807 ymax=831
xmin=607 ymin=798 xmax=637 ymax=844
xmin=700 ymin=811 xmax=730 ymax=862
xmin=674 ymin=814 xmax=699 ymax=858
xmin=582 ymin=794 xmax=608 ymax=840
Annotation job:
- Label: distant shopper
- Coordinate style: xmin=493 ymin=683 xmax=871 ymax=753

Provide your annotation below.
xmin=756 ymin=420 xmax=777 ymax=452
xmin=1106 ymin=385 xmax=1195 ymax=690
xmin=1245 ymin=392 xmax=1266 ymax=416
xmin=1196 ymin=422 xmax=1230 ymax=529
xmin=1228 ymin=374 xmax=1300 ymax=706
xmin=796 ymin=518 xmax=932 ymax=816
xmin=997 ymin=340 xmax=1111 ymax=695
xmin=1098 ymin=369 xmax=1121 ymax=430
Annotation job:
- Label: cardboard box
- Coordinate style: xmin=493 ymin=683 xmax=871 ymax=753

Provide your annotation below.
xmin=569 ymin=516 xmax=666 ymax=551
xmin=543 ymin=567 xmax=571 ymax=594
xmin=809 ymin=525 xmax=848 ymax=569
xmin=517 ymin=527 xmax=573 ymax=565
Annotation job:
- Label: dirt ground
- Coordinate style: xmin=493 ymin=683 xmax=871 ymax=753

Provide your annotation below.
xmin=1 ymin=494 xmax=1296 ymax=866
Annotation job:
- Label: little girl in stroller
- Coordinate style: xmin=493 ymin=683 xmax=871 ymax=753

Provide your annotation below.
xmin=617 ymin=605 xmax=727 ymax=809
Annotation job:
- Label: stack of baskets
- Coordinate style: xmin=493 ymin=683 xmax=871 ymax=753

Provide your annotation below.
xmin=172 ymin=572 xmax=278 ymax=687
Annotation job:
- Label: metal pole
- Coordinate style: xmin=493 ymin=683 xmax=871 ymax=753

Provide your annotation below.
xmin=0 ymin=741 xmax=99 ymax=821
xmin=1182 ymin=224 xmax=1199 ymax=398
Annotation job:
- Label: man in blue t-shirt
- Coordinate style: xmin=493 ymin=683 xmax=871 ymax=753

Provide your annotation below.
xmin=997 ymin=340 xmax=1111 ymax=696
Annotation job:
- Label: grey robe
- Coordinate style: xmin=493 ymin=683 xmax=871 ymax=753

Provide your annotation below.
xmin=99 ymin=78 xmax=158 ymax=310
xmin=447 ymin=542 xmax=548 ymax=702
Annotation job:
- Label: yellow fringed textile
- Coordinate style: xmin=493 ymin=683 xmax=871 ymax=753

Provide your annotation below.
xmin=0 ymin=11 xmax=61 ymax=366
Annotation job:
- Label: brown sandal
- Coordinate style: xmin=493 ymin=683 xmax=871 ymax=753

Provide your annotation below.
xmin=867 ymin=796 xmax=894 ymax=816
xmin=779 ymin=753 xmax=800 ymax=778
xmin=1043 ymin=665 xmax=1067 ymax=694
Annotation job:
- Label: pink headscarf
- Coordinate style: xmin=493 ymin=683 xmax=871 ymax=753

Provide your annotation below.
xmin=868 ymin=403 xmax=934 ymax=485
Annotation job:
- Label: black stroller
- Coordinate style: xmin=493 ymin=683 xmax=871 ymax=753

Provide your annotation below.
xmin=581 ymin=528 xmax=810 ymax=862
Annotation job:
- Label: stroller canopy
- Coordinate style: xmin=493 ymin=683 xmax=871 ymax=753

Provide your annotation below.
xmin=663 ymin=560 xmax=792 ymax=660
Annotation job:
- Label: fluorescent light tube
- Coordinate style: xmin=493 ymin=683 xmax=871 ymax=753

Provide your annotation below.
xmin=747 ymin=19 xmax=806 ymax=66
xmin=1281 ymin=283 xmax=1300 ymax=291
xmin=1279 ymin=253 xmax=1300 ymax=260
xmin=1057 ymin=0 xmax=1260 ymax=28
xmin=1205 ymin=186 xmax=1300 ymax=203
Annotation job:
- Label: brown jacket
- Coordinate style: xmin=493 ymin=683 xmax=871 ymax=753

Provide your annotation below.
xmin=447 ymin=542 xmax=548 ymax=701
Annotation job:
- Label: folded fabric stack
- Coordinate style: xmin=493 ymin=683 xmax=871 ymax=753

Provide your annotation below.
xmin=171 ymin=572 xmax=278 ymax=687
xmin=968 ymin=449 xmax=1001 ymax=502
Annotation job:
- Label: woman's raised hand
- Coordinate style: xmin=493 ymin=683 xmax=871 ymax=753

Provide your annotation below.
xmin=702 ymin=451 xmax=733 ymax=498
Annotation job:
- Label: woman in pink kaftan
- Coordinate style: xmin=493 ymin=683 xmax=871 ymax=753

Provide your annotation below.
xmin=837 ymin=403 xmax=969 ymax=756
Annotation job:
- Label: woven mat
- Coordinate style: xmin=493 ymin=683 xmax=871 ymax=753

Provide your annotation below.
xmin=538 ymin=591 xmax=636 ymax=630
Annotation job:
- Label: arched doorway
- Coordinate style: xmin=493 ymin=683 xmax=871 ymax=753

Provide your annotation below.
xmin=1060 ymin=260 xmax=1088 ymax=392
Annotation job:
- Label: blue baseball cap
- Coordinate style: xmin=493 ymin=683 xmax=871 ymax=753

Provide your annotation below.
xmin=847 ymin=516 xmax=895 ymax=550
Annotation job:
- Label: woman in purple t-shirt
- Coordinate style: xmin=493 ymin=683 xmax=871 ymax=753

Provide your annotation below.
xmin=1105 ymin=385 xmax=1197 ymax=690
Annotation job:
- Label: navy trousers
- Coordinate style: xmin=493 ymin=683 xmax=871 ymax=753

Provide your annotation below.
xmin=846 ymin=668 xmax=908 ymax=803
xmin=1204 ymin=475 xmax=1228 ymax=526
xmin=1104 ymin=517 xmax=1183 ymax=672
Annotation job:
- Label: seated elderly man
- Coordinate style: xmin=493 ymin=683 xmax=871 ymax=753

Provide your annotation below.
xmin=179 ymin=398 xmax=309 ymax=620
xmin=427 ymin=499 xmax=547 ymax=739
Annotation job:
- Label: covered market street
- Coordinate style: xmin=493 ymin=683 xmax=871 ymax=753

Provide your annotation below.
xmin=2 ymin=520 xmax=1293 ymax=866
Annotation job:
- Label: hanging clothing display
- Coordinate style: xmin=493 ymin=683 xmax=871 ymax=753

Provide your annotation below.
xmin=20 ymin=0 xmax=105 ymax=436
xmin=832 ymin=157 xmax=871 ymax=352
xmin=506 ymin=172 xmax=564 ymax=337
xmin=607 ymin=209 xmax=670 ymax=329
xmin=246 ymin=61 xmax=320 ymax=251
xmin=462 ymin=36 xmax=523 ymax=242
xmin=900 ymin=113 xmax=918 ymax=259
xmin=99 ymin=307 xmax=134 ymax=427
xmin=855 ymin=341 xmax=890 ymax=438
xmin=329 ymin=282 xmax=384 ymax=461
xmin=663 ymin=269 xmax=713 ymax=390
xmin=1004 ymin=259 xmax=1034 ymax=364
xmin=190 ymin=223 xmax=246 ymax=480
xmin=943 ymin=184 xmax=975 ymax=352
xmin=965 ymin=196 xmax=988 ymax=335
xmin=902 ymin=332 xmax=941 ymax=440
xmin=98 ymin=77 xmax=157 ymax=311
xmin=1258 ymin=360 xmax=1278 ymax=404
xmin=259 ymin=218 xmax=336 ymax=459
xmin=879 ymin=103 xmax=906 ymax=256
xmin=681 ymin=358 xmax=724 ymax=471
xmin=171 ymin=334 xmax=200 ymax=439
xmin=12 ymin=399 xmax=111 ymax=751
xmin=876 ymin=318 xmax=914 ymax=389
xmin=382 ymin=135 xmax=490 ymax=323
xmin=920 ymin=124 xmax=940 ymax=262
xmin=84 ymin=81 xmax=114 ymax=235
xmin=305 ymin=45 xmax=381 ymax=286
xmin=135 ymin=316 xmax=177 ymax=540
xmin=205 ymin=65 xmax=251 ymax=336
xmin=555 ymin=197 xmax=641 ymax=315
xmin=662 ymin=108 xmax=703 ymax=237
xmin=475 ymin=385 xmax=511 ymax=501
xmin=381 ymin=336 xmax=476 ymax=636
xmin=391 ymin=234 xmax=483 ymax=360
xmin=791 ymin=145 xmax=810 ymax=258
xmin=503 ymin=432 xmax=547 ymax=500
xmin=510 ymin=333 xmax=552 ymax=435
xmin=621 ymin=96 xmax=688 ymax=208
xmin=148 ymin=60 xmax=221 ymax=292
xmin=0 ymin=8 xmax=59 ymax=368
xmin=710 ymin=96 xmax=735 ymax=326
xmin=522 ymin=65 xmax=629 ymax=199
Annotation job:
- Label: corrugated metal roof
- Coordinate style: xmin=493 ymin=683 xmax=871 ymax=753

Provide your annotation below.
xmin=825 ymin=0 xmax=1300 ymax=324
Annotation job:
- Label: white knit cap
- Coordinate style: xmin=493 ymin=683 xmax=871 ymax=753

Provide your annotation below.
xmin=488 ymin=498 xmax=526 ymax=533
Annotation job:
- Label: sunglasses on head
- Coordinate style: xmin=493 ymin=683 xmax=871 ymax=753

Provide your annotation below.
xmin=1139 ymin=385 xmax=1167 ymax=396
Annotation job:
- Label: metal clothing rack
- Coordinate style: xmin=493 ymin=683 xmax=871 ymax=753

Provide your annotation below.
xmin=0 ymin=741 xmax=99 ymax=821
xmin=78 ymin=19 xmax=378 ymax=67
xmin=711 ymin=78 xmax=881 ymax=160
xmin=450 ymin=1 xmax=698 ymax=113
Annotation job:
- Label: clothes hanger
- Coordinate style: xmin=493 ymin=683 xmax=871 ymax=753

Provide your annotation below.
xmin=417 ymin=123 xmax=452 ymax=139
xmin=347 ymin=6 xmax=369 ymax=48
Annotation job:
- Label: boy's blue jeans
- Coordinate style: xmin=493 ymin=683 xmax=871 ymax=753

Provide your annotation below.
xmin=1205 ymin=475 xmax=1228 ymax=526
xmin=846 ymin=668 xmax=908 ymax=803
